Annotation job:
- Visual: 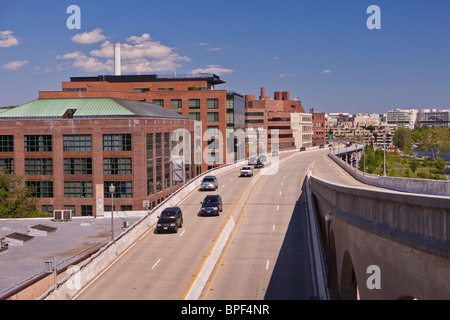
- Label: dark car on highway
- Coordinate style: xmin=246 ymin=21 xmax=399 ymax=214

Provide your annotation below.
xmin=300 ymin=146 xmax=306 ymax=151
xmin=199 ymin=194 xmax=223 ymax=216
xmin=156 ymin=207 xmax=183 ymax=233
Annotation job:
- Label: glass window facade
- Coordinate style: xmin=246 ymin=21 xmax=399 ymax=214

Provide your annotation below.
xmin=64 ymin=181 xmax=93 ymax=198
xmin=0 ymin=135 xmax=14 ymax=152
xmin=103 ymin=158 xmax=132 ymax=175
xmin=63 ymin=135 xmax=92 ymax=152
xmin=64 ymin=158 xmax=92 ymax=175
xmin=26 ymin=181 xmax=53 ymax=198
xmin=25 ymin=158 xmax=53 ymax=175
xmin=103 ymin=134 xmax=132 ymax=151
xmin=104 ymin=181 xmax=133 ymax=198
xmin=24 ymin=135 xmax=52 ymax=152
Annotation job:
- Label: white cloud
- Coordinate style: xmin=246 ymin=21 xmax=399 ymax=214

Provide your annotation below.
xmin=126 ymin=33 xmax=151 ymax=44
xmin=279 ymin=73 xmax=295 ymax=78
xmin=320 ymin=69 xmax=331 ymax=74
xmin=2 ymin=60 xmax=29 ymax=70
xmin=71 ymin=28 xmax=106 ymax=44
xmin=0 ymin=30 xmax=19 ymax=47
xmin=57 ymin=51 xmax=112 ymax=73
xmin=190 ymin=65 xmax=234 ymax=76
xmin=59 ymin=33 xmax=192 ymax=74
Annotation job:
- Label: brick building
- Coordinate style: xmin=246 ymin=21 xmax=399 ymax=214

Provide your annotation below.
xmin=39 ymin=73 xmax=245 ymax=173
xmin=310 ymin=108 xmax=326 ymax=146
xmin=0 ymin=98 xmax=196 ymax=216
xmin=244 ymin=88 xmax=306 ymax=154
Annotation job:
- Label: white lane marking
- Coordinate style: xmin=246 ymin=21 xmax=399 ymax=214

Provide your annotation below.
xmin=279 ymin=191 xmax=282 ymax=196
xmin=266 ymin=260 xmax=270 ymax=270
xmin=281 ymin=182 xmax=283 ymax=186
xmin=272 ymin=225 xmax=275 ymax=231
xmin=179 ymin=229 xmax=186 ymax=237
xmin=276 ymin=205 xmax=279 ymax=211
xmin=151 ymin=258 xmax=162 ymax=269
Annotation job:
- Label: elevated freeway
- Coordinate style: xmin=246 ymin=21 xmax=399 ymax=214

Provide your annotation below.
xmin=32 ymin=144 xmax=449 ymax=300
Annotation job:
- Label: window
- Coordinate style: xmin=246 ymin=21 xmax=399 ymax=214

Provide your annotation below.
xmin=245 ymin=119 xmax=264 ymax=124
xmin=245 ymin=112 xmax=264 ymax=117
xmin=24 ymin=135 xmax=52 ymax=152
xmin=64 ymin=181 xmax=93 ymax=198
xmin=207 ymin=98 xmax=218 ymax=109
xmin=0 ymin=158 xmax=14 ymax=174
xmin=147 ymin=133 xmax=154 ymax=196
xmin=207 ymin=112 xmax=219 ymax=123
xmin=26 ymin=181 xmax=53 ymax=198
xmin=25 ymin=158 xmax=53 ymax=175
xmin=64 ymin=158 xmax=92 ymax=175
xmin=81 ymin=205 xmax=93 ymax=216
xmin=189 ymin=99 xmax=200 ymax=109
xmin=41 ymin=205 xmax=53 ymax=214
xmin=189 ymin=113 xmax=200 ymax=121
xmin=104 ymin=181 xmax=133 ymax=198
xmin=120 ymin=205 xmax=132 ymax=211
xmin=63 ymin=135 xmax=92 ymax=152
xmin=152 ymin=99 xmax=164 ymax=107
xmin=170 ymin=99 xmax=182 ymax=110
xmin=103 ymin=158 xmax=132 ymax=175
xmin=0 ymin=135 xmax=13 ymax=152
xmin=206 ymin=126 xmax=219 ymax=137
xmin=103 ymin=134 xmax=132 ymax=151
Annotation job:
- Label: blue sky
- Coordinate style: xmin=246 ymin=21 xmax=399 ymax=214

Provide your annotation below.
xmin=0 ymin=0 xmax=449 ymax=114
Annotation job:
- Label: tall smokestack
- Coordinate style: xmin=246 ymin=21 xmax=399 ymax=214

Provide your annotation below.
xmin=114 ymin=43 xmax=121 ymax=76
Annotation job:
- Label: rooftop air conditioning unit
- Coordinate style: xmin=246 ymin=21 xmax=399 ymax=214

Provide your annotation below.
xmin=53 ymin=210 xmax=72 ymax=222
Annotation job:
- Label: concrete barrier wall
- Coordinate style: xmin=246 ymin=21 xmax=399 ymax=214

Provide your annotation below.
xmin=328 ymin=153 xmax=450 ymax=197
xmin=310 ymin=175 xmax=450 ymax=259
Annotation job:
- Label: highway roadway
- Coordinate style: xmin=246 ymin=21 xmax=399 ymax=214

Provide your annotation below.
xmin=74 ymin=147 xmax=374 ymax=300
xmin=72 ymin=149 xmax=324 ymax=300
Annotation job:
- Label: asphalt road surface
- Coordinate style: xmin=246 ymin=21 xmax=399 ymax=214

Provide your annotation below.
xmin=74 ymin=149 xmax=326 ymax=300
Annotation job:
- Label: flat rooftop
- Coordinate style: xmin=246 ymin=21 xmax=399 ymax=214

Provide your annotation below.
xmin=0 ymin=215 xmax=142 ymax=297
xmin=70 ymin=73 xmax=225 ymax=85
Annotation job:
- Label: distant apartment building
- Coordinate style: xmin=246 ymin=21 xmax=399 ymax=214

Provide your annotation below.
xmin=291 ymin=113 xmax=313 ymax=148
xmin=386 ymin=108 xmax=418 ymax=129
xmin=244 ymin=88 xmax=306 ymax=154
xmin=0 ymin=98 xmax=196 ymax=216
xmin=416 ymin=109 xmax=450 ymax=128
xmin=39 ymin=73 xmax=245 ymax=173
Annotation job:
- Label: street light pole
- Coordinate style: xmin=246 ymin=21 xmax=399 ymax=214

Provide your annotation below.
xmin=383 ymin=133 xmax=387 ymax=176
xmin=109 ymin=183 xmax=115 ymax=242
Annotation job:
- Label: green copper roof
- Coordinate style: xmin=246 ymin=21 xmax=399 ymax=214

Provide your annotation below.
xmin=0 ymin=98 xmax=187 ymax=119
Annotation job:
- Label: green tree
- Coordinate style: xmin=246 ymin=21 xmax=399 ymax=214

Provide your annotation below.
xmin=435 ymin=157 xmax=445 ymax=171
xmin=418 ymin=127 xmax=450 ymax=160
xmin=410 ymin=160 xmax=418 ymax=173
xmin=393 ymin=127 xmax=412 ymax=151
xmin=0 ymin=171 xmax=48 ymax=218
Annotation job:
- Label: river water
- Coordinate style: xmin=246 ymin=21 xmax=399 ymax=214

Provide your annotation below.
xmin=411 ymin=148 xmax=450 ymax=161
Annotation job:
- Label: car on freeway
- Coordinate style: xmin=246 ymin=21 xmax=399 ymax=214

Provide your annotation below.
xmin=299 ymin=146 xmax=306 ymax=151
xmin=156 ymin=207 xmax=183 ymax=233
xmin=199 ymin=194 xmax=223 ymax=216
xmin=200 ymin=175 xmax=218 ymax=191
xmin=258 ymin=154 xmax=268 ymax=163
xmin=240 ymin=166 xmax=253 ymax=177
xmin=254 ymin=160 xmax=264 ymax=168
xmin=248 ymin=157 xmax=258 ymax=165
xmin=271 ymin=150 xmax=279 ymax=157
xmin=319 ymin=144 xmax=324 ymax=148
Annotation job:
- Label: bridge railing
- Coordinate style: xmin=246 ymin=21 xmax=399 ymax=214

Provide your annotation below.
xmin=328 ymin=150 xmax=450 ymax=197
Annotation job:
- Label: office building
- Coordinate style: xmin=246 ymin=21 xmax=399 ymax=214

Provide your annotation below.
xmin=0 ymin=98 xmax=196 ymax=216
